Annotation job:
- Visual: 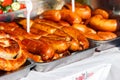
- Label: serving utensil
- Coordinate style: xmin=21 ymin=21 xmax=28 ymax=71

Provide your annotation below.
xmin=25 ymin=0 xmax=33 ymax=33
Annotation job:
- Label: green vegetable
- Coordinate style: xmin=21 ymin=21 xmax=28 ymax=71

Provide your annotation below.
xmin=0 ymin=5 xmax=2 ymax=9
xmin=5 ymin=5 xmax=11 ymax=10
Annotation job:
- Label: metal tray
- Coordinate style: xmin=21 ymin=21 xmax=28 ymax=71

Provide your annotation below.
xmin=33 ymin=40 xmax=98 ymax=72
xmin=0 ymin=60 xmax=34 ymax=80
xmin=88 ymin=37 xmax=120 ymax=51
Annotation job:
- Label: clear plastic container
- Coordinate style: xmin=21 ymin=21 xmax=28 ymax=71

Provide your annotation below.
xmin=0 ymin=0 xmax=51 ymax=22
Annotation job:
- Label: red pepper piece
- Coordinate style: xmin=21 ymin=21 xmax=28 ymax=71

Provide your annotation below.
xmin=0 ymin=9 xmax=3 ymax=14
xmin=20 ymin=3 xmax=26 ymax=9
xmin=2 ymin=0 xmax=13 ymax=7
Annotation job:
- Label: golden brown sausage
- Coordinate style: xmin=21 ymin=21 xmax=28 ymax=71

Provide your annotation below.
xmin=43 ymin=34 xmax=70 ymax=41
xmin=58 ymin=20 xmax=71 ymax=27
xmin=18 ymin=19 xmax=57 ymax=34
xmin=89 ymin=15 xmax=118 ymax=32
xmin=92 ymin=9 xmax=109 ymax=19
xmin=40 ymin=9 xmax=82 ymax=25
xmin=30 ymin=27 xmax=48 ymax=36
xmin=21 ymin=39 xmax=55 ymax=61
xmin=84 ymin=33 xmax=103 ymax=40
xmin=62 ymin=26 xmax=89 ymax=50
xmin=52 ymin=53 xmax=61 ymax=60
xmin=54 ymin=29 xmax=72 ymax=41
xmin=75 ymin=5 xmax=91 ymax=20
xmin=68 ymin=38 xmax=82 ymax=51
xmin=64 ymin=2 xmax=91 ymax=19
xmin=85 ymin=31 xmax=117 ymax=40
xmin=41 ymin=10 xmax=61 ymax=22
xmin=60 ymin=9 xmax=82 ymax=24
xmin=18 ymin=19 xmax=34 ymax=30
xmin=34 ymin=18 xmax=64 ymax=29
xmin=72 ymin=23 xmax=96 ymax=34
xmin=97 ymin=31 xmax=117 ymax=40
xmin=0 ymin=22 xmax=19 ymax=31
xmin=39 ymin=36 xmax=70 ymax=53
xmin=31 ymin=22 xmax=57 ymax=34
xmin=25 ymin=51 xmax=43 ymax=62
xmin=4 ymin=27 xmax=41 ymax=40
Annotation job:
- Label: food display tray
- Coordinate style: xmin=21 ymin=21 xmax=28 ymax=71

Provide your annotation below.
xmin=34 ymin=41 xmax=98 ymax=72
xmin=89 ymin=37 xmax=120 ymax=51
xmin=0 ymin=60 xmax=34 ymax=80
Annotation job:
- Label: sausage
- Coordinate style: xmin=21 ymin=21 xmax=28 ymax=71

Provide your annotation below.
xmin=72 ymin=23 xmax=96 ymax=34
xmin=97 ymin=31 xmax=117 ymax=40
xmin=25 ymin=51 xmax=43 ymax=62
xmin=39 ymin=36 xmax=70 ymax=53
xmin=84 ymin=33 xmax=103 ymax=40
xmin=0 ymin=22 xmax=19 ymax=31
xmin=62 ymin=26 xmax=89 ymax=50
xmin=68 ymin=38 xmax=82 ymax=51
xmin=85 ymin=31 xmax=117 ymax=40
xmin=41 ymin=10 xmax=61 ymax=22
xmin=64 ymin=2 xmax=91 ymax=19
xmin=30 ymin=27 xmax=48 ymax=36
xmin=34 ymin=18 xmax=64 ymax=29
xmin=54 ymin=29 xmax=72 ymax=41
xmin=89 ymin=15 xmax=118 ymax=32
xmin=4 ymin=27 xmax=41 ymax=40
xmin=31 ymin=22 xmax=57 ymax=34
xmin=18 ymin=19 xmax=34 ymax=30
xmin=92 ymin=9 xmax=109 ymax=19
xmin=60 ymin=9 xmax=82 ymax=24
xmin=58 ymin=20 xmax=71 ymax=27
xmin=21 ymin=39 xmax=55 ymax=61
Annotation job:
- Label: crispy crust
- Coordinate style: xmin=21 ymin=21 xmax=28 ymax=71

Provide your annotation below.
xmin=0 ymin=50 xmax=27 ymax=71
xmin=0 ymin=32 xmax=27 ymax=71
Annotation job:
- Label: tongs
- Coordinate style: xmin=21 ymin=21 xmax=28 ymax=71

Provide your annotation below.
xmin=25 ymin=0 xmax=33 ymax=33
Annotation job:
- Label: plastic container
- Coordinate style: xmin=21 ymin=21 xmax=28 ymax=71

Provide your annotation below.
xmin=0 ymin=0 xmax=51 ymax=22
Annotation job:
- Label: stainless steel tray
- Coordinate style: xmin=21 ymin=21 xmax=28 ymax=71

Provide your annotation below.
xmin=0 ymin=60 xmax=34 ymax=80
xmin=89 ymin=37 xmax=120 ymax=51
xmin=33 ymin=41 xmax=98 ymax=72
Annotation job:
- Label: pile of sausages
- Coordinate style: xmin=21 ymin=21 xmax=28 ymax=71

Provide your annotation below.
xmin=0 ymin=2 xmax=120 ymax=71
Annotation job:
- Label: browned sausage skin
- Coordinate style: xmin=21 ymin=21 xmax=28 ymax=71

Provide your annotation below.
xmin=64 ymin=2 xmax=91 ymax=19
xmin=21 ymin=39 xmax=55 ymax=61
xmin=89 ymin=15 xmax=118 ymax=32
xmin=41 ymin=10 xmax=61 ymax=22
